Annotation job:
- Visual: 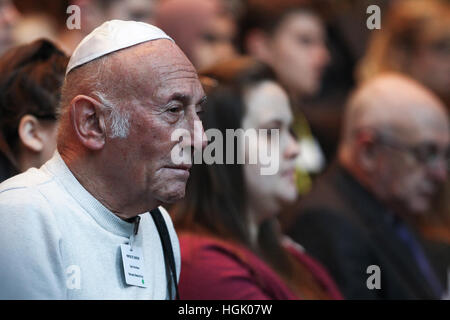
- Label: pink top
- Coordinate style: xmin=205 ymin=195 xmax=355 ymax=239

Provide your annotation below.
xmin=178 ymin=232 xmax=343 ymax=300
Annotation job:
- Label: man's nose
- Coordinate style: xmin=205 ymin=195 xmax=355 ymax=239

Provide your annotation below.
xmin=428 ymin=158 xmax=448 ymax=183
xmin=189 ymin=112 xmax=207 ymax=151
xmin=316 ymin=42 xmax=331 ymax=67
xmin=284 ymin=133 xmax=300 ymax=160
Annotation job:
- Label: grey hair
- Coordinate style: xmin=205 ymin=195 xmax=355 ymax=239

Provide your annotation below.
xmin=59 ymin=55 xmax=131 ymax=139
xmin=93 ymin=91 xmax=130 ymax=139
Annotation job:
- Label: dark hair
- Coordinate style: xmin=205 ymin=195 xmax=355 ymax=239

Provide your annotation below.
xmin=12 ymin=0 xmax=70 ymax=28
xmin=173 ymin=56 xmax=302 ymax=291
xmin=238 ymin=0 xmax=319 ymax=52
xmin=0 ymin=39 xmax=68 ymax=156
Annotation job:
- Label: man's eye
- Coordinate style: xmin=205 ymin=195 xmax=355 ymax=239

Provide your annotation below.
xmin=298 ymin=35 xmax=314 ymax=45
xmin=168 ymin=104 xmax=183 ymax=113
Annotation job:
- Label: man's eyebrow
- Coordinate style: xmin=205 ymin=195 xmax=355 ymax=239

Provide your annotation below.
xmin=167 ymin=93 xmax=190 ymax=104
xmin=165 ymin=93 xmax=207 ymax=107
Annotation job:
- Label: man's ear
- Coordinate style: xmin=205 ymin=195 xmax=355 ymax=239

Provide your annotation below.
xmin=18 ymin=114 xmax=44 ymax=153
xmin=70 ymin=95 xmax=107 ymax=150
xmin=355 ymin=130 xmax=378 ymax=172
xmin=245 ymin=29 xmax=273 ymax=63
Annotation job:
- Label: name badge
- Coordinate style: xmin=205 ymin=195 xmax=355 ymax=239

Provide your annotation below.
xmin=120 ymin=244 xmax=147 ymax=288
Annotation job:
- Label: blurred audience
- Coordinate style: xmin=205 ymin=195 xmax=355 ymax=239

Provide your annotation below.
xmin=357 ymin=0 xmax=450 ymax=283
xmin=0 ymin=0 xmax=448 ymax=301
xmin=9 ymin=0 xmax=69 ymax=47
xmin=59 ymin=0 xmax=158 ymax=53
xmin=0 ymin=39 xmax=68 ymax=182
xmin=239 ymin=0 xmax=330 ymax=194
xmin=0 ymin=0 xmax=20 ymax=55
xmin=154 ymin=0 xmax=237 ymax=71
xmin=286 ymin=73 xmax=449 ymax=299
xmin=298 ymin=0 xmax=392 ymax=162
xmin=358 ymin=0 xmax=450 ymax=107
xmin=172 ymin=57 xmax=342 ymax=300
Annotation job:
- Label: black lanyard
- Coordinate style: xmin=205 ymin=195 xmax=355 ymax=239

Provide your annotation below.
xmin=149 ymin=208 xmax=180 ymax=300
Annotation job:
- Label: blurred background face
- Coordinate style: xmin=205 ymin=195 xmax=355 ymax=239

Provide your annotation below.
xmin=372 ymin=114 xmax=449 ymax=215
xmin=154 ymin=0 xmax=237 ymax=71
xmin=0 ymin=0 xmax=19 ymax=55
xmin=409 ymin=36 xmax=450 ymax=105
xmin=106 ymin=0 xmax=156 ymax=23
xmin=264 ymin=11 xmax=330 ymax=96
xmin=192 ymin=13 xmax=237 ymax=70
xmin=242 ymin=80 xmax=299 ymax=220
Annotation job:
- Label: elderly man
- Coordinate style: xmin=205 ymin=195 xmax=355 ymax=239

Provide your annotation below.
xmin=286 ymin=73 xmax=449 ymax=299
xmin=0 ymin=20 xmax=206 ymax=299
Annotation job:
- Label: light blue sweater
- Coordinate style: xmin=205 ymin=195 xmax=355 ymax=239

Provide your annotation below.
xmin=0 ymin=152 xmax=180 ymax=299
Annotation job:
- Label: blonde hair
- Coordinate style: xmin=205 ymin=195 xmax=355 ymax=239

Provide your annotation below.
xmin=357 ymin=0 xmax=450 ymax=83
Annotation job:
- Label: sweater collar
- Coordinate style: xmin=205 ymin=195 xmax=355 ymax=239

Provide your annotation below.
xmin=42 ymin=151 xmax=135 ymax=238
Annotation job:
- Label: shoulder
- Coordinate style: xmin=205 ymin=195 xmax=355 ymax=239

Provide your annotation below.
xmin=0 ymin=167 xmax=63 ymax=253
xmin=178 ymin=232 xmax=297 ymax=299
xmin=154 ymin=206 xmax=179 ymax=248
xmin=0 ymin=166 xmax=53 ymax=193
xmin=179 ymin=233 xmax=248 ymax=264
xmin=179 ymin=233 xmax=260 ymax=278
xmin=178 ymin=233 xmax=270 ymax=299
xmin=0 ymin=169 xmax=65 ymax=298
xmin=151 ymin=206 xmax=181 ymax=278
xmin=0 ymin=168 xmax=58 ymax=222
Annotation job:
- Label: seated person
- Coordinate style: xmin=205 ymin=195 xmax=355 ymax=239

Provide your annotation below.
xmin=358 ymin=0 xmax=450 ymax=279
xmin=239 ymin=0 xmax=332 ymax=193
xmin=286 ymin=73 xmax=449 ymax=299
xmin=172 ymin=57 xmax=342 ymax=300
xmin=0 ymin=39 xmax=68 ymax=182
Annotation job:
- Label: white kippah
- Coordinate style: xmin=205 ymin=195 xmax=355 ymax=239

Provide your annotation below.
xmin=66 ymin=20 xmax=173 ymax=75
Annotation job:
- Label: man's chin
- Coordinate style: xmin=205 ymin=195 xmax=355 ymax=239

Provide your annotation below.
xmin=408 ymin=200 xmax=431 ymax=215
xmin=158 ymin=187 xmax=186 ymax=204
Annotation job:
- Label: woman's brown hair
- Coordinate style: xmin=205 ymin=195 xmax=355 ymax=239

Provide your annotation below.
xmin=0 ymin=39 xmax=68 ymax=161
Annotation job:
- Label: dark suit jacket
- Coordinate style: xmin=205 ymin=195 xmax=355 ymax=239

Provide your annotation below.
xmin=286 ymin=162 xmax=440 ymax=299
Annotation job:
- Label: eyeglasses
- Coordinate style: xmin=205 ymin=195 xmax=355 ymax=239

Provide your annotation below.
xmin=376 ymin=136 xmax=450 ymax=170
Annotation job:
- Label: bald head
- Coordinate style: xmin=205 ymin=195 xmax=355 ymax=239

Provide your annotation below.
xmin=58 ymin=38 xmax=194 ymax=145
xmin=341 ymin=73 xmax=448 ymax=148
xmin=339 ymin=73 xmax=449 ymax=215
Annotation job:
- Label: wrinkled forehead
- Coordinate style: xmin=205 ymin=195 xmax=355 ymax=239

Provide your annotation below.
xmin=121 ymin=39 xmax=197 ymax=76
xmin=112 ymin=39 xmax=202 ymax=99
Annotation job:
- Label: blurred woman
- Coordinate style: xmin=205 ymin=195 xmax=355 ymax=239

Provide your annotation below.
xmin=154 ymin=0 xmax=237 ymax=70
xmin=0 ymin=39 xmax=68 ymax=182
xmin=358 ymin=0 xmax=450 ymax=107
xmin=172 ymin=57 xmax=342 ymax=299
xmin=240 ymin=0 xmax=331 ymax=194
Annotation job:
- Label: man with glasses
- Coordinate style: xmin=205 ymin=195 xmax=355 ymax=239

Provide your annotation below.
xmin=286 ymin=73 xmax=449 ymax=299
